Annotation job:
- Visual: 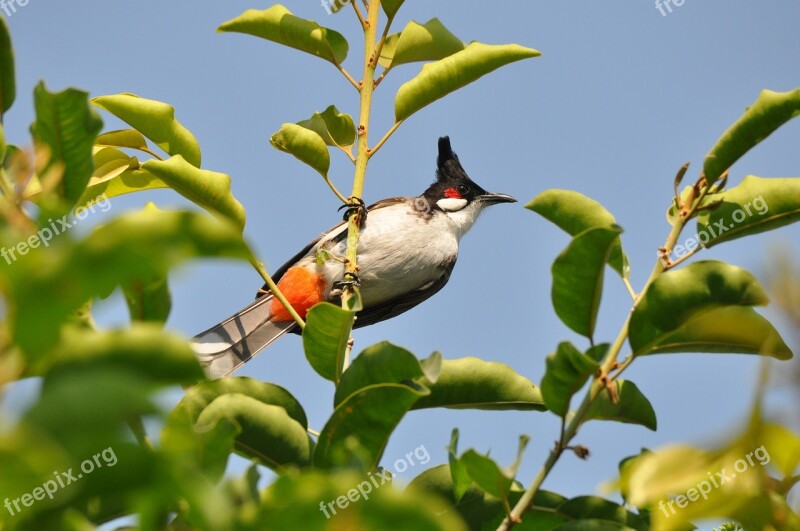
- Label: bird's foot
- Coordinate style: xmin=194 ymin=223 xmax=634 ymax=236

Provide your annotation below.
xmin=338 ymin=197 xmax=367 ymax=222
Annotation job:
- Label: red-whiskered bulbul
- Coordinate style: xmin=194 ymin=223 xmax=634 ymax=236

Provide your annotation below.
xmin=192 ymin=137 xmax=516 ymax=378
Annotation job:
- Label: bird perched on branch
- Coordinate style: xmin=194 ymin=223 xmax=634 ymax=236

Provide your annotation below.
xmin=192 ymin=137 xmax=516 ymax=377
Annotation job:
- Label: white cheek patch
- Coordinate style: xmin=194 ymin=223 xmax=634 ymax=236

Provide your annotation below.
xmin=436 ymin=197 xmax=468 ymax=212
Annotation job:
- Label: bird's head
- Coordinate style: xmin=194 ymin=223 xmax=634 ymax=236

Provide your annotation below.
xmin=421 ymin=137 xmax=516 ymax=234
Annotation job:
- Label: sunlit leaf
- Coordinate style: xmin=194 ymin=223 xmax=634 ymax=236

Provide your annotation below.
xmin=296 ymin=105 xmax=356 ymax=149
xmin=583 ymin=380 xmax=657 ymax=431
xmin=314 ymin=383 xmax=428 ymax=470
xmin=641 ymin=306 xmax=792 ymax=360
xmin=163 ymin=377 xmax=309 ymax=477
xmin=410 ymin=357 xmax=546 ymax=411
xmin=258 ymin=469 xmax=468 ymax=531
xmin=218 ymin=5 xmax=348 ymax=65
xmin=334 ymin=341 xmax=424 ymax=406
xmin=379 ymin=18 xmax=464 ymax=69
xmin=31 ymin=83 xmax=103 ymax=206
xmin=141 ymin=156 xmax=246 ymax=231
xmin=696 ymin=176 xmax=800 ymax=248
xmin=270 ymin=123 xmax=330 ymax=177
xmin=704 ymin=88 xmax=800 ymax=184
xmin=8 ymin=205 xmax=250 ymax=357
xmin=552 ymin=226 xmax=622 ymax=338
xmin=303 ymin=302 xmax=354 ymax=383
xmin=629 ymin=261 xmax=769 ymax=356
xmin=94 ymin=129 xmax=149 ymax=151
xmin=92 ymin=93 xmax=201 ymax=166
xmin=395 ymin=42 xmax=539 ymax=122
xmin=528 ymin=189 xmax=628 ymax=277
xmin=195 ymin=393 xmax=312 ymax=470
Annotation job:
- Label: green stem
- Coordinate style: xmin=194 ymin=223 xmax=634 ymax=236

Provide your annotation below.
xmin=127 ymin=416 xmax=154 ymax=451
xmin=499 ymin=193 xmax=698 ymax=530
xmin=249 ymin=255 xmax=305 ymax=330
xmin=340 ymin=2 xmax=381 ymax=314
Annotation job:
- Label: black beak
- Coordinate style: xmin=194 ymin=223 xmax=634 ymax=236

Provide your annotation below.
xmin=477 ymin=192 xmax=517 ymax=205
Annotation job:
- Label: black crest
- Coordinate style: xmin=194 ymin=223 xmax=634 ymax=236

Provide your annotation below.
xmin=436 ymin=136 xmax=470 ymax=183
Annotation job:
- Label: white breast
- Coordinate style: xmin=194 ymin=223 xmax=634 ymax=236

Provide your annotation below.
xmin=299 ymin=201 xmax=461 ymax=307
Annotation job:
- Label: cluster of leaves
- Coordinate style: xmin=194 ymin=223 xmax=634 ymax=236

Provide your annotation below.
xmin=1 ymin=3 xmax=800 ymax=531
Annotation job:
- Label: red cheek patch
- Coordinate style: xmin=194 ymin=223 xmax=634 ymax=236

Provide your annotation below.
xmin=444 ymin=187 xmax=462 ymax=199
xmin=270 ymin=267 xmax=326 ymax=321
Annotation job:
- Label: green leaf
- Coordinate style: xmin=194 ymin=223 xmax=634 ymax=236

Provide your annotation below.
xmin=296 ymin=105 xmax=356 ymax=149
xmin=335 ymin=341 xmax=424 ymax=406
xmin=629 ymin=261 xmax=769 ymax=356
xmin=218 ymin=5 xmax=348 ymax=65
xmin=761 ymin=423 xmax=800 ymax=478
xmin=162 ymin=377 xmax=309 ymax=477
xmin=552 ymin=226 xmax=623 ymax=338
xmin=641 ymin=306 xmax=792 ymax=360
xmin=528 ymin=189 xmax=628 ymax=277
xmin=91 ymin=93 xmax=201 ymax=166
xmin=553 ymin=522 xmax=637 ymax=530
xmin=409 ymin=464 xmax=568 ymax=530
xmin=30 ymin=83 xmax=103 ymax=206
xmin=303 ymin=302 xmax=354 ymax=383
xmin=557 ymin=496 xmax=648 ymax=530
xmin=74 ymin=149 xmax=167 ymax=207
xmin=259 ymin=469 xmax=468 ymax=531
xmin=270 ymin=122 xmax=330 ymax=177
xmin=379 ymin=18 xmax=464 ymax=69
xmin=195 ymin=393 xmax=312 ymax=470
xmin=94 ymin=129 xmax=149 ymax=151
xmin=542 ymin=342 xmax=606 ymax=417
xmin=447 ymin=429 xmax=472 ymax=503
xmin=410 ymin=357 xmax=546 ymax=411
xmin=0 ymin=17 xmax=14 ymax=114
xmin=583 ymin=380 xmax=657 ymax=431
xmin=460 ymin=450 xmax=517 ymax=501
xmin=620 ymin=443 xmax=776 ymax=530
xmin=8 ymin=205 xmax=251 ymax=357
xmin=122 ymin=275 xmax=172 ymax=324
xmin=0 ymin=120 xmax=6 ymax=163
xmin=704 ymin=88 xmax=800 ymax=184
xmin=43 ymin=324 xmax=203 ymax=384
xmin=141 ymin=155 xmax=246 ymax=231
xmin=696 ymin=176 xmax=800 ymax=248
xmin=314 ymin=383 xmax=428 ymax=470
xmin=395 ymin=42 xmax=540 ymax=122
xmin=381 ymin=0 xmax=405 ymax=18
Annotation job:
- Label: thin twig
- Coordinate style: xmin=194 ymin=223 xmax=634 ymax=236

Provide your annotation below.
xmin=663 ymin=244 xmax=703 ymax=270
xmin=623 ymin=277 xmax=637 ymax=300
xmin=249 ymin=257 xmax=305 ymax=330
xmin=324 ymin=174 xmax=350 ymax=204
xmin=336 ymin=64 xmax=361 ymax=90
xmin=368 ymin=121 xmax=403 ymax=158
xmin=352 ymin=0 xmax=367 ymax=29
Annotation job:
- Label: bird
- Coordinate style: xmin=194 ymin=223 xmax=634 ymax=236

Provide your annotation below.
xmin=191 ymin=137 xmax=516 ymax=378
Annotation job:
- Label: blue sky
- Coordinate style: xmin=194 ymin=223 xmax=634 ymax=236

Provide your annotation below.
xmin=3 ymin=0 xmax=800 ymax=518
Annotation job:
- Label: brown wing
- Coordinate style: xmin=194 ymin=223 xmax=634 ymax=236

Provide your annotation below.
xmin=351 ymin=255 xmax=457 ymax=329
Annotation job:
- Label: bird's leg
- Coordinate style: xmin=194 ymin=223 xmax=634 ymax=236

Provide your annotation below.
xmin=332 ymin=271 xmax=361 ymax=291
xmin=337 ymin=196 xmax=368 ymax=222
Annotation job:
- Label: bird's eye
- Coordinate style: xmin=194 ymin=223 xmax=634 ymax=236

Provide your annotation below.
xmin=457 ymin=184 xmax=469 ymax=195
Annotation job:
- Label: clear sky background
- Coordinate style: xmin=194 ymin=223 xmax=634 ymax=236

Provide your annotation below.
xmin=3 ymin=0 xmax=800 ymax=521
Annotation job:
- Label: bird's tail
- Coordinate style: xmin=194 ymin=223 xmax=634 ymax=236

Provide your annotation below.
xmin=190 ymin=294 xmax=297 ymax=378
